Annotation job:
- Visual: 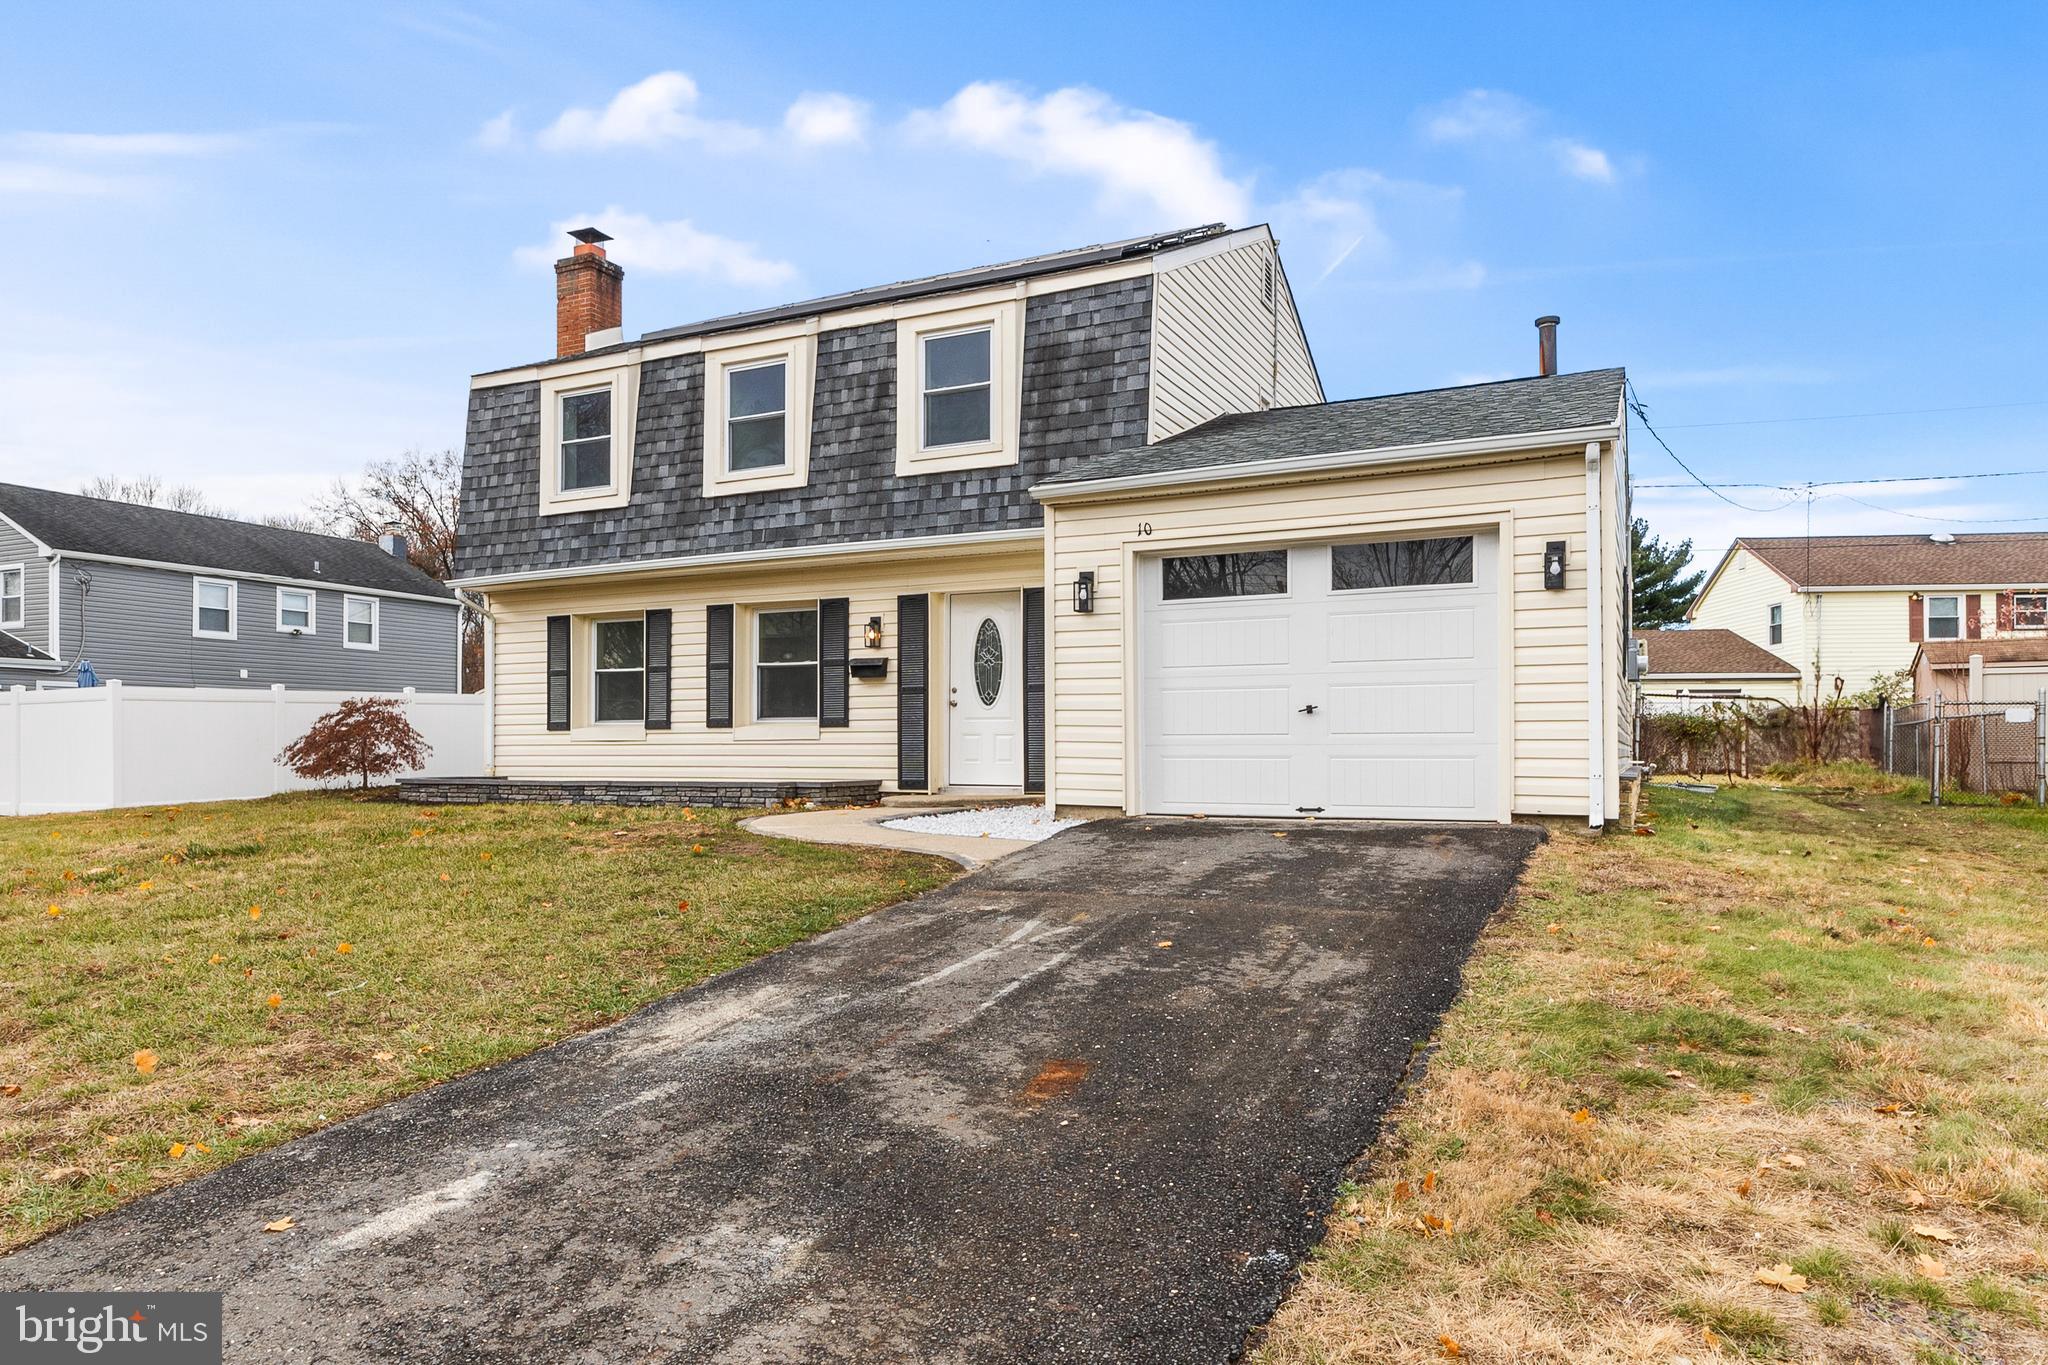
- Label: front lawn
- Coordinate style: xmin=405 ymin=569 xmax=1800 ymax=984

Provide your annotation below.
xmin=1257 ymin=773 xmax=2048 ymax=1363
xmin=0 ymin=793 xmax=956 ymax=1250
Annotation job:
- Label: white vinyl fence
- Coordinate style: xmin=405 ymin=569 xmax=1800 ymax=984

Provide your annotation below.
xmin=0 ymin=682 xmax=487 ymax=816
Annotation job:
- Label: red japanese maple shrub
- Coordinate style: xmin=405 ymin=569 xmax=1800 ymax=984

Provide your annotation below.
xmin=279 ymin=697 xmax=432 ymax=790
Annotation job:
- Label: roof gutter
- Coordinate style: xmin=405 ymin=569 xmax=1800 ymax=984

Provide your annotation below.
xmin=1028 ymin=421 xmax=1621 ymax=503
xmin=46 ymin=550 xmax=457 ymax=607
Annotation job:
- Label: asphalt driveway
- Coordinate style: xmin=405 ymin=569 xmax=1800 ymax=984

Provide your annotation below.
xmin=1 ymin=818 xmax=1543 ymax=1364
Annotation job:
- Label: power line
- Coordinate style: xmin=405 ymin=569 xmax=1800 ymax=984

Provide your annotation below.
xmin=1634 ymin=466 xmax=2048 ymax=491
xmin=1826 ymin=491 xmax=2048 ymax=525
xmin=1625 ymin=381 xmax=1798 ymax=514
xmin=1663 ymin=397 xmax=2048 ymax=430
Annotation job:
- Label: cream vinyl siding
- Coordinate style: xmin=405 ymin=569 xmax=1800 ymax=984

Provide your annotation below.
xmin=1148 ymin=240 xmax=1323 ymax=443
xmin=1690 ymin=547 xmax=1805 ymax=676
xmin=1045 ymin=446 xmax=1619 ymax=818
xmin=484 ymin=547 xmax=1041 ymax=786
xmin=1605 ymin=443 xmax=1631 ymax=782
xmin=1805 ymin=591 xmax=1932 ymax=694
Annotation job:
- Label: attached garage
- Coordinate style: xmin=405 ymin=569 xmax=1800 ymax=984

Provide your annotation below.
xmin=1033 ymin=367 xmax=1632 ymax=827
xmin=1138 ymin=535 xmax=1500 ymax=819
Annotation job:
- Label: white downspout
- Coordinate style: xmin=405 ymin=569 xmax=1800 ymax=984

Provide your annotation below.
xmin=1584 ymin=440 xmax=1606 ymax=828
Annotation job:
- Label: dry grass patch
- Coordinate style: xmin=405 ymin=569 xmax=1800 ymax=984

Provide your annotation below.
xmin=0 ymin=792 xmax=956 ymax=1249
xmin=1256 ymin=773 xmax=2048 ymax=1363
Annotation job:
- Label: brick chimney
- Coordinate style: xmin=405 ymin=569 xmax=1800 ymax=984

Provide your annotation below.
xmin=555 ymin=227 xmax=623 ymax=358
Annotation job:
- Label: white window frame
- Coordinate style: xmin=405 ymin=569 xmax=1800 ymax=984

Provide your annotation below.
xmin=275 ymin=586 xmax=316 ymax=634
xmin=722 ymin=358 xmax=791 ymax=474
xmin=751 ymin=604 xmax=821 ymax=724
xmin=895 ymin=297 xmax=1023 ymax=476
xmin=192 ymin=577 xmax=237 ymax=640
xmin=2013 ymin=592 xmax=2048 ymax=630
xmin=702 ymin=334 xmax=814 ymax=497
xmin=537 ymin=364 xmax=638 ymax=516
xmin=0 ymin=563 xmax=22 ymax=630
xmin=915 ymin=324 xmax=995 ymax=452
xmin=1925 ymin=594 xmax=1962 ymax=640
xmin=590 ymin=615 xmax=648 ymax=727
xmin=342 ymin=594 xmax=380 ymax=651
xmin=1768 ymin=603 xmax=1783 ymax=645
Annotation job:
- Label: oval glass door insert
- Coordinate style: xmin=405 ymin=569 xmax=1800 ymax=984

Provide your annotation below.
xmin=973 ymin=618 xmax=1003 ymax=706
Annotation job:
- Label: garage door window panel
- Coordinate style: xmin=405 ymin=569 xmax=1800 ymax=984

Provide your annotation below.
xmin=1331 ymin=536 xmax=1474 ymax=591
xmin=1161 ymin=550 xmax=1288 ymax=601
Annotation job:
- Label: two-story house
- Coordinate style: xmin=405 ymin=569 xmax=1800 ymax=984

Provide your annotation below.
xmin=1686 ymin=533 xmax=2048 ymax=696
xmin=0 ymin=483 xmax=463 ymax=692
xmin=452 ymin=225 xmax=1633 ymax=825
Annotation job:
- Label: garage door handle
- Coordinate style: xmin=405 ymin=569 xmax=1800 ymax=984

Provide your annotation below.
xmin=1298 ymin=704 xmax=1318 ymax=715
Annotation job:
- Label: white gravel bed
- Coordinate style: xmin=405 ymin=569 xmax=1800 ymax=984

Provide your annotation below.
xmin=880 ymin=805 xmax=1087 ymax=842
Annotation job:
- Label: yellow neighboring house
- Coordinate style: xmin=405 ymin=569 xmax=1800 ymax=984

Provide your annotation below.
xmin=1686 ymin=534 xmax=2048 ymax=696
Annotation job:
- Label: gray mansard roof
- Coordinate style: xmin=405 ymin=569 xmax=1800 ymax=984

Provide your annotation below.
xmin=0 ymin=483 xmax=455 ymax=599
xmin=1037 ymin=367 xmax=1627 ymax=488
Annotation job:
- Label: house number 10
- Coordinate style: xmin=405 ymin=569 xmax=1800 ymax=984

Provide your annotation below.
xmin=1135 ymin=522 xmax=1153 ymax=536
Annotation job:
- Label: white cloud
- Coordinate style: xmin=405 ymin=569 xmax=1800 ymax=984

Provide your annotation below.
xmin=1421 ymin=89 xmax=1621 ymax=186
xmin=784 ymin=92 xmax=869 ymax=147
xmin=905 ymin=81 xmax=1250 ymax=225
xmin=0 ymin=160 xmax=138 ymax=196
xmin=537 ymin=71 xmax=761 ymax=152
xmin=475 ymin=109 xmax=517 ymax=150
xmin=3 ymin=130 xmax=249 ymax=157
xmin=1268 ymin=168 xmax=1481 ymax=292
xmin=515 ymin=209 xmax=797 ymax=289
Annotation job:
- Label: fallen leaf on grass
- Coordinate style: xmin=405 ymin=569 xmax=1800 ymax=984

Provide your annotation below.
xmin=1702 ymin=1325 xmax=1720 ymax=1350
xmin=1735 ymin=1178 xmax=1752 ymax=1198
xmin=1438 ymin=1336 xmax=1463 ymax=1358
xmin=1902 ymin=1190 xmax=1930 ymax=1209
xmin=40 ymin=1166 xmax=89 ymax=1186
xmin=335 ymin=942 xmax=354 ymax=954
xmin=265 ymin=994 xmax=283 ymax=1009
xmin=1777 ymin=1154 xmax=1806 ymax=1169
xmin=133 ymin=1050 xmax=158 ymax=1075
xmin=1545 ymin=922 xmax=1561 ymax=934
xmin=207 ymin=954 xmax=224 ymax=964
xmin=1392 ymin=1180 xmax=1412 ymax=1203
xmin=1535 ymin=1209 xmax=1556 ymax=1226
xmin=1912 ymin=1223 xmax=1959 ymax=1243
xmin=1 ymin=1084 xmax=19 ymax=1097
xmin=262 ymin=1217 xmax=295 ymax=1233
xmin=168 ymin=1143 xmax=187 ymax=1159
xmin=1570 ymin=1107 xmax=1595 ymax=1125
xmin=371 ymin=1051 xmax=395 ymax=1062
xmin=1155 ymin=940 xmax=1173 ymax=949
xmin=248 ymin=906 xmax=262 ymax=921
xmin=1914 ymin=1254 xmax=1948 ymax=1279
xmin=44 ymin=904 xmax=62 ymax=918
xmin=1665 ymin=1069 xmax=1685 ymax=1079
xmin=1423 ymin=1170 xmax=1437 ymax=1194
xmin=1755 ymin=1263 xmax=1808 ymax=1292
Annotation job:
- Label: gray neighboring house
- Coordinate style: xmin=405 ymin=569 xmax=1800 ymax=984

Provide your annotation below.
xmin=0 ymin=483 xmax=461 ymax=691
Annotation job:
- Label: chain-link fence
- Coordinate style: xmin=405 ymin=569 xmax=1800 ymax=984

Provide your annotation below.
xmin=1884 ymin=693 xmax=2048 ymax=805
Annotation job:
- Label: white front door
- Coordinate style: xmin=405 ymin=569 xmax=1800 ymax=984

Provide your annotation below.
xmin=1137 ymin=533 xmax=1501 ymax=820
xmin=948 ymin=591 xmax=1022 ymax=787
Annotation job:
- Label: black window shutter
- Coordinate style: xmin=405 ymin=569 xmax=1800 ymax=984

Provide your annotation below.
xmin=897 ymin=594 xmax=929 ymax=790
xmin=820 ymin=597 xmax=850 ymax=728
xmin=644 ymin=608 xmax=672 ymax=730
xmin=1023 ymin=587 xmax=1046 ymax=794
xmin=545 ymin=615 xmax=571 ymax=732
xmin=706 ymin=604 xmax=734 ymax=729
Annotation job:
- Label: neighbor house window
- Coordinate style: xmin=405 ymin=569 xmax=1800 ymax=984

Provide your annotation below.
xmin=1162 ymin=550 xmax=1288 ymax=600
xmin=1768 ymin=603 xmax=1783 ymax=645
xmin=193 ymin=578 xmax=236 ymax=639
xmin=920 ymin=327 xmax=992 ymax=449
xmin=1926 ymin=595 xmax=1961 ymax=640
xmin=276 ymin=587 xmax=314 ymax=633
xmin=2014 ymin=593 xmax=2048 ymax=630
xmin=592 ymin=618 xmax=646 ymax=724
xmin=0 ymin=566 xmax=21 ymax=629
xmin=1331 ymin=536 xmax=1474 ymax=591
xmin=558 ymin=388 xmax=613 ymax=492
xmin=725 ymin=361 xmax=788 ymax=472
xmin=754 ymin=608 xmax=819 ymax=721
xmin=343 ymin=595 xmax=379 ymax=650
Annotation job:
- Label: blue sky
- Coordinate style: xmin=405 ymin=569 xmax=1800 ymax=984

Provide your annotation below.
xmin=4 ymin=2 xmax=2044 ymax=567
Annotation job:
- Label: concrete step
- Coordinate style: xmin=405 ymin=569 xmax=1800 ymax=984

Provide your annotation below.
xmin=879 ymin=791 xmax=1043 ymax=810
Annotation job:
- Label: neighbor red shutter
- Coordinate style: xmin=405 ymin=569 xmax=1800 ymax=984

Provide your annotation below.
xmin=1996 ymin=591 xmax=2015 ymax=632
xmin=1966 ymin=593 xmax=1983 ymax=639
xmin=1907 ymin=596 xmax=1924 ymax=643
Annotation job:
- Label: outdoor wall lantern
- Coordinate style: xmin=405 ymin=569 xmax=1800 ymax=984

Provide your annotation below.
xmin=1544 ymin=540 xmax=1568 ymax=590
xmin=863 ymin=615 xmax=884 ymax=650
xmin=1074 ymin=570 xmax=1096 ymax=614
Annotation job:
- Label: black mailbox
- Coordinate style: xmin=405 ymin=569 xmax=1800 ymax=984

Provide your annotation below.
xmin=849 ymin=657 xmax=889 ymax=681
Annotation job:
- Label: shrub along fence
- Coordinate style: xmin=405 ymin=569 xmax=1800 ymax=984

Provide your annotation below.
xmin=1634 ymin=695 xmax=1881 ymax=778
xmin=0 ymin=682 xmax=486 ymax=816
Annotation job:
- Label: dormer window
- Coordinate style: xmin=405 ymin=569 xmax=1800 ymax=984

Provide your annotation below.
xmin=726 ymin=361 xmax=788 ymax=471
xmin=920 ymin=327 xmax=992 ymax=448
xmin=702 ymin=336 xmax=814 ymax=497
xmin=537 ymin=364 xmax=637 ymax=516
xmin=558 ymin=389 xmax=613 ymax=491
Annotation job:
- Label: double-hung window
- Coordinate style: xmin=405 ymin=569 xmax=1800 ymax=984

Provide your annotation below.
xmin=754 ymin=608 xmax=819 ymax=721
xmin=193 ymin=578 xmax=236 ymax=639
xmin=558 ymin=388 xmax=613 ymax=492
xmin=920 ymin=328 xmax=992 ymax=448
xmin=343 ymin=595 xmax=379 ymax=649
xmin=1926 ymin=595 xmax=1961 ymax=640
xmin=726 ymin=362 xmax=788 ymax=472
xmin=1768 ymin=603 xmax=1783 ymax=645
xmin=0 ymin=566 xmax=22 ymax=629
xmin=592 ymin=618 xmax=646 ymax=724
xmin=2014 ymin=593 xmax=2048 ymax=630
xmin=276 ymin=587 xmax=314 ymax=633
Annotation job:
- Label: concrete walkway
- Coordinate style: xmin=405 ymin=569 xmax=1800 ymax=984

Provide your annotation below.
xmin=743 ymin=803 xmax=1035 ymax=868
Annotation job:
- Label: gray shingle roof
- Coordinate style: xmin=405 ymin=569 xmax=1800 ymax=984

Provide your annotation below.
xmin=1736 ymin=534 xmax=2048 ymax=590
xmin=478 ymin=223 xmax=1234 ymax=376
xmin=0 ymin=484 xmax=453 ymax=598
xmin=1036 ymin=367 xmax=1626 ymax=488
xmin=1633 ymin=628 xmax=1799 ymax=677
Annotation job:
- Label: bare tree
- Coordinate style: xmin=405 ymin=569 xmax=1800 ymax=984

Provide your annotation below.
xmin=79 ymin=475 xmax=227 ymax=518
xmin=316 ymin=449 xmax=481 ymax=691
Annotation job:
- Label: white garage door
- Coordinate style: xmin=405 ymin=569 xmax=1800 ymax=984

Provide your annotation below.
xmin=1138 ymin=532 xmax=1500 ymax=820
